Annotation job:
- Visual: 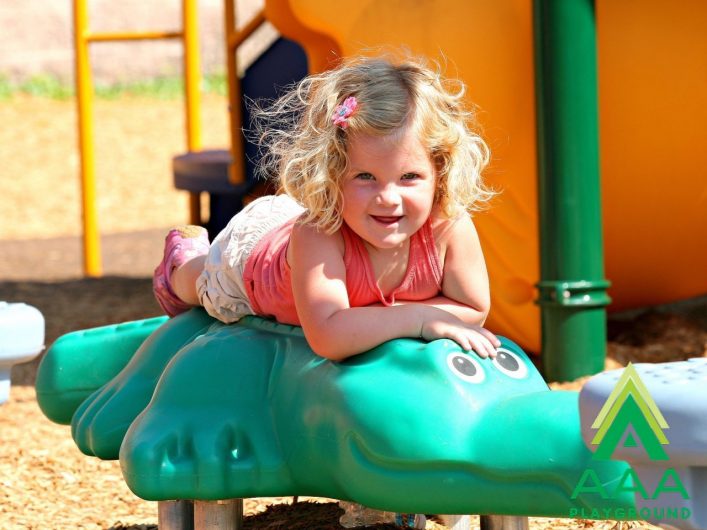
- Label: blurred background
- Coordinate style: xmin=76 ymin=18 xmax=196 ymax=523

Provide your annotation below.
xmin=0 ymin=0 xmax=279 ymax=242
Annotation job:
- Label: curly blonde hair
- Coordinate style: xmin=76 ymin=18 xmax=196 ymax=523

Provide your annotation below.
xmin=252 ymin=54 xmax=494 ymax=233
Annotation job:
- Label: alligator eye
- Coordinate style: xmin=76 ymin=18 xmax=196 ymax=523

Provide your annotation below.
xmin=492 ymin=348 xmax=528 ymax=379
xmin=447 ymin=353 xmax=485 ymax=384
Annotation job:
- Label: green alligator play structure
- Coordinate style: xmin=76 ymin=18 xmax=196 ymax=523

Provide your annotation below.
xmin=36 ymin=309 xmax=637 ymax=529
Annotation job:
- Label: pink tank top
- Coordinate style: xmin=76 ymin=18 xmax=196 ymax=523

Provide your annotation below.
xmin=243 ymin=218 xmax=443 ymax=325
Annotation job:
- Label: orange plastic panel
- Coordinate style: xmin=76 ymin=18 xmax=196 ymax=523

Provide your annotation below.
xmin=265 ymin=0 xmax=707 ymax=352
xmin=597 ymin=0 xmax=707 ymax=310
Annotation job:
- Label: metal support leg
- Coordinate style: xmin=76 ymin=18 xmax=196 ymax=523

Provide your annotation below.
xmin=158 ymin=500 xmax=195 ymax=530
xmin=194 ymin=499 xmax=244 ymax=530
xmin=480 ymin=515 xmax=529 ymax=530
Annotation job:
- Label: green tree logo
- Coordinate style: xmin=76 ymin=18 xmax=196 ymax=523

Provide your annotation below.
xmin=590 ymin=363 xmax=669 ymax=460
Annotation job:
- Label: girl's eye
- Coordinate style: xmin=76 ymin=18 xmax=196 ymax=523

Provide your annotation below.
xmin=401 ymin=173 xmax=420 ymax=180
xmin=355 ymin=173 xmax=374 ymax=181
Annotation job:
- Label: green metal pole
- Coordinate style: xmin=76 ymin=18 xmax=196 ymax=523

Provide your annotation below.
xmin=533 ymin=0 xmax=611 ymax=381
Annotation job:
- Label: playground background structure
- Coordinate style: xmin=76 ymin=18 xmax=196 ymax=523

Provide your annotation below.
xmin=263 ymin=0 xmax=707 ymax=351
xmin=66 ymin=0 xmax=706 ymax=379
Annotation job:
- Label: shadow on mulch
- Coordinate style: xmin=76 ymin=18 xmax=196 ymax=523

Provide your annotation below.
xmin=238 ymin=502 xmax=347 ymax=530
xmin=2 ymin=276 xmax=163 ymax=385
xmin=106 ymin=500 xmax=435 ymax=530
xmin=105 ymin=501 xmax=399 ymax=530
xmin=604 ymin=300 xmax=707 ymax=366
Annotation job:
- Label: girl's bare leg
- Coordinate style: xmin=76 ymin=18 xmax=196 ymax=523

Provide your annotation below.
xmin=171 ymin=255 xmax=206 ymax=306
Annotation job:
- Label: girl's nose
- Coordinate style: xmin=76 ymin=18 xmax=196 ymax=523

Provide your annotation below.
xmin=376 ymin=184 xmax=402 ymax=206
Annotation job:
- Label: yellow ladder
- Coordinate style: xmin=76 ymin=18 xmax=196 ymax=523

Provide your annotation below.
xmin=73 ymin=0 xmax=202 ymax=276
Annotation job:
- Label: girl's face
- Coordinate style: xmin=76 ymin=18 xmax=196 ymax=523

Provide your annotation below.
xmin=341 ymin=126 xmax=436 ymax=251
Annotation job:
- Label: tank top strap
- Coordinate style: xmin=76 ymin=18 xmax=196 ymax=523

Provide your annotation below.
xmin=414 ymin=218 xmax=443 ymax=287
xmin=340 ymin=221 xmax=368 ymax=271
xmin=340 ymin=222 xmax=376 ymax=305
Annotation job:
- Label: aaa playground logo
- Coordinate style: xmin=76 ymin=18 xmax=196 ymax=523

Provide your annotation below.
xmin=570 ymin=364 xmax=691 ymax=522
xmin=591 ymin=363 xmax=668 ymax=461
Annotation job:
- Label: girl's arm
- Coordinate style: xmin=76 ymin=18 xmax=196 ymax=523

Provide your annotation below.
xmin=390 ymin=296 xmax=488 ymax=326
xmin=438 ymin=215 xmax=492 ymax=322
xmin=289 ymin=222 xmax=497 ymax=361
xmin=416 ymin=214 xmax=500 ymax=356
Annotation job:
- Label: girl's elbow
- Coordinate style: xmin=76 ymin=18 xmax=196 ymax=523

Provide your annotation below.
xmin=481 ymin=302 xmax=491 ymax=325
xmin=305 ymin=334 xmax=349 ymax=361
xmin=301 ymin=312 xmax=354 ymax=361
xmin=312 ymin=345 xmax=350 ymax=362
xmin=476 ymin=300 xmax=491 ymax=325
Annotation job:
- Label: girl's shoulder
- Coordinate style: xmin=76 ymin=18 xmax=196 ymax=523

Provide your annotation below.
xmin=429 ymin=208 xmax=471 ymax=244
xmin=429 ymin=210 xmax=476 ymax=265
xmin=288 ymin=218 xmax=346 ymax=260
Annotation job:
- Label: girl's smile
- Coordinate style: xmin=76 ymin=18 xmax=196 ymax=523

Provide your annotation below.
xmin=371 ymin=215 xmax=403 ymax=226
xmin=341 ymin=126 xmax=436 ymax=250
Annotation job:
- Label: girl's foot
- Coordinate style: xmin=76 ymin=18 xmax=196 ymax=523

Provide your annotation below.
xmin=153 ymin=225 xmax=209 ymax=317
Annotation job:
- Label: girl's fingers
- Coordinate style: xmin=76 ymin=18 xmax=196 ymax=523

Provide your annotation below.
xmin=447 ymin=329 xmax=472 ymax=352
xmin=458 ymin=333 xmax=473 ymax=352
xmin=443 ymin=326 xmax=498 ymax=358
xmin=468 ymin=332 xmax=497 ymax=359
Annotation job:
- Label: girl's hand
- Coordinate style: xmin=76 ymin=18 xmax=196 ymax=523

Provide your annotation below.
xmin=419 ymin=306 xmax=500 ymax=358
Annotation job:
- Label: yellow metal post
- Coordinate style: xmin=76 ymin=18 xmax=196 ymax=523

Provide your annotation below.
xmin=224 ymin=0 xmax=246 ymax=186
xmin=183 ymin=0 xmax=202 ymax=150
xmin=74 ymin=0 xmax=102 ymax=277
xmin=183 ymin=0 xmax=204 ymax=224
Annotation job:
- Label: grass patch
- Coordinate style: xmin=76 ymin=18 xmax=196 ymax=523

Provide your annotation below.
xmin=0 ymin=74 xmax=73 ymax=100
xmin=0 ymin=73 xmax=227 ymax=101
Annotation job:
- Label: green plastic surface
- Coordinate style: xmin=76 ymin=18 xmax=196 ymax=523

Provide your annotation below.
xmin=37 ymin=309 xmax=633 ymax=516
xmin=70 ymin=309 xmax=215 ymax=457
xmin=35 ymin=316 xmax=168 ymax=424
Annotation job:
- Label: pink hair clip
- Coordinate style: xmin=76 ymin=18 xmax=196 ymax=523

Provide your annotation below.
xmin=332 ymin=96 xmax=358 ymax=129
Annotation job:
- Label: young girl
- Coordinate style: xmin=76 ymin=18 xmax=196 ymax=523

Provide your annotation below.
xmin=153 ymin=54 xmax=500 ymax=361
